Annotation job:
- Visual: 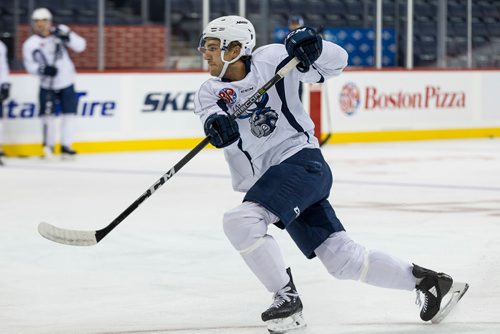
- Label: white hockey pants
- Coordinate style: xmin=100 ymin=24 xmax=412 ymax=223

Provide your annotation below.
xmin=223 ymin=201 xmax=416 ymax=293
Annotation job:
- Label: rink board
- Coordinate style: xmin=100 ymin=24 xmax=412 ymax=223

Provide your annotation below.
xmin=2 ymin=69 xmax=499 ymax=156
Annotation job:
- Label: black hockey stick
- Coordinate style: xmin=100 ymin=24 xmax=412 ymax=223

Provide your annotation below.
xmin=38 ymin=57 xmax=300 ymax=246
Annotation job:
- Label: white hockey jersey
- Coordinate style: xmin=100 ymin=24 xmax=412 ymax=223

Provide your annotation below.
xmin=0 ymin=41 xmax=9 ymax=85
xmin=22 ymin=29 xmax=86 ymax=90
xmin=194 ymin=41 xmax=348 ymax=192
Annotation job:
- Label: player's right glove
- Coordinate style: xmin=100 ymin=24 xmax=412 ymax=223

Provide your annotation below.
xmin=38 ymin=65 xmax=58 ymax=77
xmin=204 ymin=113 xmax=240 ymax=148
xmin=0 ymin=83 xmax=10 ymax=101
xmin=52 ymin=24 xmax=71 ymax=42
xmin=285 ymin=26 xmax=323 ymax=72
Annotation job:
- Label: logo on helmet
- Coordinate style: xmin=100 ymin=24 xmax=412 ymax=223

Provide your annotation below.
xmin=339 ymin=82 xmax=361 ymax=116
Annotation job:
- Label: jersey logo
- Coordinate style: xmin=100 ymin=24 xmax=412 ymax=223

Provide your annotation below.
xmin=239 ymin=93 xmax=278 ymax=138
xmin=218 ymin=87 xmax=238 ymax=106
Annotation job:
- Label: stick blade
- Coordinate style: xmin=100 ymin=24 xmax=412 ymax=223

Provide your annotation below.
xmin=38 ymin=222 xmax=98 ymax=246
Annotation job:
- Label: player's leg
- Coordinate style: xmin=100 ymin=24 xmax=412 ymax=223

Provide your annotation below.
xmin=312 ymin=211 xmax=468 ymax=323
xmin=241 ymin=148 xmax=336 ymax=332
xmin=315 ymin=230 xmax=416 ymax=290
xmin=59 ymin=85 xmax=78 ymax=159
xmin=223 ymin=201 xmax=289 ymax=293
xmin=39 ymin=88 xmax=56 ymax=159
xmin=223 ymin=201 xmax=305 ymax=333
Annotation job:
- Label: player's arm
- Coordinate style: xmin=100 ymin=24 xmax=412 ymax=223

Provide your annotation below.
xmin=22 ymin=41 xmax=41 ymax=75
xmin=0 ymin=43 xmax=10 ymax=82
xmin=22 ymin=40 xmax=58 ymax=77
xmin=52 ymin=24 xmax=86 ymax=53
xmin=285 ymin=26 xmax=348 ymax=83
xmin=194 ymin=83 xmax=240 ymax=148
xmin=0 ymin=44 xmax=9 ymax=101
xmin=310 ymin=40 xmax=348 ymax=79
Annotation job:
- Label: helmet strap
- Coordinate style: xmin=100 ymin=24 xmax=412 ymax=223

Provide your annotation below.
xmin=217 ymin=48 xmax=243 ymax=79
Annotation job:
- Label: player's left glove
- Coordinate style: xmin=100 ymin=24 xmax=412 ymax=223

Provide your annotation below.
xmin=52 ymin=24 xmax=71 ymax=42
xmin=285 ymin=26 xmax=323 ymax=72
xmin=0 ymin=83 xmax=10 ymax=101
xmin=204 ymin=113 xmax=240 ymax=148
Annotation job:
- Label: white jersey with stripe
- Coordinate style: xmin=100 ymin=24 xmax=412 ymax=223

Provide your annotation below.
xmin=194 ymin=41 xmax=348 ymax=192
xmin=22 ymin=30 xmax=86 ymax=90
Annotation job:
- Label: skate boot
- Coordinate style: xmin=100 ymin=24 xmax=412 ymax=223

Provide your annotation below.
xmin=0 ymin=151 xmax=4 ymax=166
xmin=413 ymin=264 xmax=469 ymax=323
xmin=261 ymin=268 xmax=306 ymax=333
xmin=61 ymin=145 xmax=77 ymax=160
xmin=42 ymin=146 xmax=55 ymax=160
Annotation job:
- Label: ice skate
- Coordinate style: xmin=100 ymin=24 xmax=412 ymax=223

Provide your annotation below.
xmin=42 ymin=146 xmax=55 ymax=160
xmin=261 ymin=268 xmax=306 ymax=333
xmin=413 ymin=264 xmax=469 ymax=323
xmin=61 ymin=145 xmax=77 ymax=160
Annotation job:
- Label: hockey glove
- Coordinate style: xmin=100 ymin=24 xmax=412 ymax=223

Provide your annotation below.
xmin=39 ymin=65 xmax=58 ymax=77
xmin=0 ymin=83 xmax=10 ymax=101
xmin=52 ymin=24 xmax=71 ymax=42
xmin=204 ymin=113 xmax=240 ymax=148
xmin=285 ymin=26 xmax=323 ymax=72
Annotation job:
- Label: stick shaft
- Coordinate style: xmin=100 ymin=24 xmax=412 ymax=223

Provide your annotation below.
xmin=95 ymin=136 xmax=211 ymax=242
xmin=96 ymin=58 xmax=300 ymax=241
xmin=40 ymin=57 xmax=299 ymax=246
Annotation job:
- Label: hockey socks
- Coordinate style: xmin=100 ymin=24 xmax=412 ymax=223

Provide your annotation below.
xmin=315 ymin=231 xmax=416 ymax=290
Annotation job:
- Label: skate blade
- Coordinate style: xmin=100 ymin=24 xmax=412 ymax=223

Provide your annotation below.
xmin=41 ymin=155 xmax=56 ymax=161
xmin=267 ymin=311 xmax=306 ymax=334
xmin=431 ymin=281 xmax=469 ymax=324
xmin=41 ymin=147 xmax=56 ymax=161
xmin=61 ymin=154 xmax=77 ymax=161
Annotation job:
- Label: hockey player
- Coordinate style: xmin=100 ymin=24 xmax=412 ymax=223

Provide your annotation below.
xmin=0 ymin=39 xmax=10 ymax=166
xmin=194 ymin=16 xmax=469 ymax=333
xmin=22 ymin=8 xmax=86 ymax=159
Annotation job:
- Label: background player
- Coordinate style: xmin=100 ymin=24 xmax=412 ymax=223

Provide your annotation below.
xmin=0 ymin=39 xmax=10 ymax=166
xmin=22 ymin=7 xmax=86 ymax=159
xmin=194 ymin=15 xmax=468 ymax=333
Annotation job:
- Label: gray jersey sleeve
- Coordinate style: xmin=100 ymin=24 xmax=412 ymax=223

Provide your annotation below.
xmin=299 ymin=40 xmax=348 ymax=83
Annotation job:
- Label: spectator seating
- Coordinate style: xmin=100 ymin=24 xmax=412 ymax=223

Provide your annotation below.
xmin=1 ymin=0 xmax=500 ymax=68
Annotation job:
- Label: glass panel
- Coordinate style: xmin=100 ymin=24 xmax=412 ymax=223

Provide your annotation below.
xmin=267 ymin=0 xmax=399 ymax=68
xmin=3 ymin=0 xmax=500 ymax=70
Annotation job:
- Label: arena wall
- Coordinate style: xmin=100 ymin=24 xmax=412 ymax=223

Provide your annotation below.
xmin=2 ymin=70 xmax=499 ymax=156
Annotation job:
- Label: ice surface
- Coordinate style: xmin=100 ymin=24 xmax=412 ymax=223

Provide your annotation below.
xmin=1 ymin=139 xmax=499 ymax=334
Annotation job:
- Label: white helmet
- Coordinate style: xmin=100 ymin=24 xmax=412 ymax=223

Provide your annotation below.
xmin=32 ymin=8 xmax=52 ymax=21
xmin=199 ymin=16 xmax=256 ymax=78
